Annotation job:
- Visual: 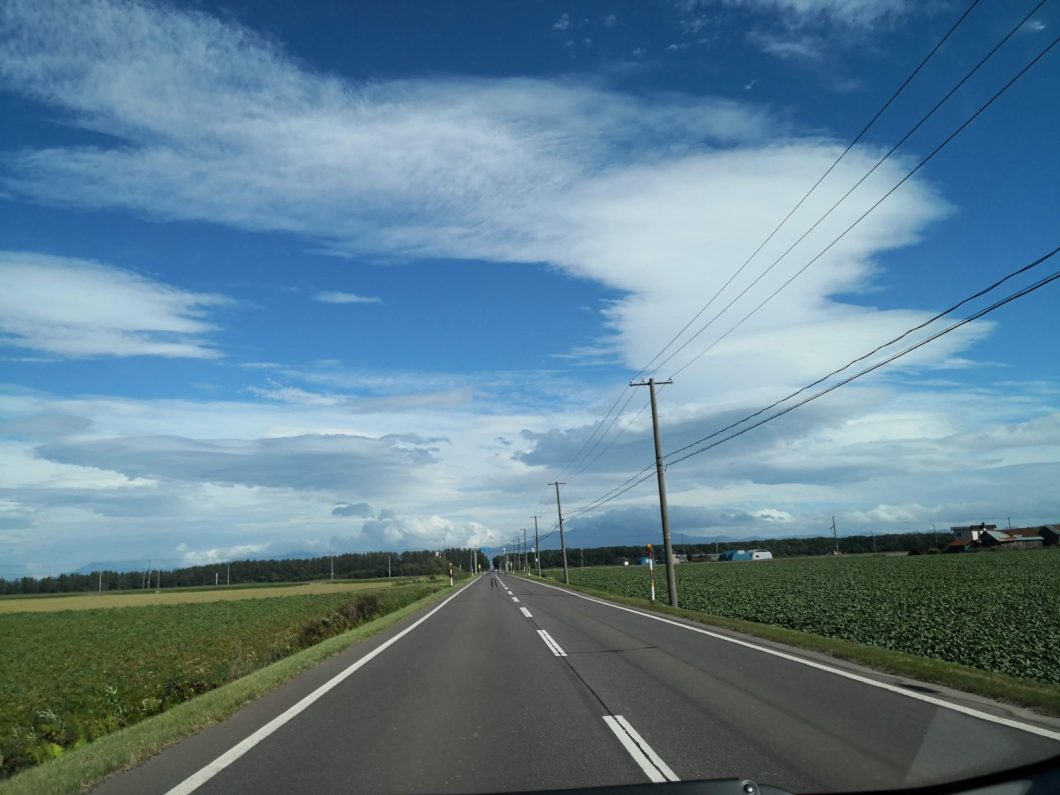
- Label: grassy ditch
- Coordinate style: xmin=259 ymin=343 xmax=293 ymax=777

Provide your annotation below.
xmin=529 ymin=571 xmax=1060 ymax=717
xmin=0 ymin=581 xmax=451 ymax=787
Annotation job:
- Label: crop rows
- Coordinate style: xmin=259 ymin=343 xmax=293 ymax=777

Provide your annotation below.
xmin=561 ymin=552 xmax=1060 ymax=684
xmin=0 ymin=584 xmax=436 ymax=778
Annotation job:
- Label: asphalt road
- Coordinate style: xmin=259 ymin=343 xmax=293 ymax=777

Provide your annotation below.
xmin=94 ymin=574 xmax=1060 ymax=794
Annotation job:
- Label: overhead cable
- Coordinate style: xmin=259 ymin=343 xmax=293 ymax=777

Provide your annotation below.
xmin=661 ymin=3 xmax=1051 ymax=380
xmin=668 ymin=32 xmax=1059 ymax=380
xmin=666 ymin=251 xmax=1060 ymax=467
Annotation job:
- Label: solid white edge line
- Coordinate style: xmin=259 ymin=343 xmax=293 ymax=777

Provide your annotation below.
xmin=603 ymin=716 xmax=667 ymax=784
xmin=522 ymin=577 xmax=1060 ymax=743
xmin=613 ymin=715 xmax=680 ymax=782
xmin=520 ymin=607 xmax=533 ymax=618
xmin=164 ymin=583 xmax=471 ymax=795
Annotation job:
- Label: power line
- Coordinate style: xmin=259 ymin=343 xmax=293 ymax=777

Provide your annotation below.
xmin=536 ymin=0 xmax=986 ymax=485
xmin=659 ymin=1 xmax=1051 ymax=380
xmin=638 ymin=0 xmax=987 ymax=381
xmin=532 ymin=7 xmax=1054 ymax=531
xmin=571 ymin=396 xmax=650 ymax=477
xmin=666 ymin=243 xmax=1060 ymax=460
xmin=567 ymin=469 xmax=658 ymax=521
xmin=668 ymin=31 xmax=1058 ymax=381
xmin=666 ymin=251 xmax=1060 ymax=467
xmin=557 ymin=242 xmax=1060 ymax=524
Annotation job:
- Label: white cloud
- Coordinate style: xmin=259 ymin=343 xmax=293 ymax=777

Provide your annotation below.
xmin=0 ymin=0 xmax=1053 ymax=576
xmin=176 ymin=541 xmax=267 ymax=566
xmin=746 ymin=30 xmax=823 ymax=60
xmin=0 ymin=0 xmax=962 ymax=406
xmin=552 ymin=13 xmax=572 ymax=31
xmin=681 ymin=0 xmax=908 ymax=27
xmin=0 ymin=252 xmax=230 ymax=358
xmin=313 ymin=291 xmax=383 ymax=305
xmin=35 ymin=432 xmax=446 ymax=491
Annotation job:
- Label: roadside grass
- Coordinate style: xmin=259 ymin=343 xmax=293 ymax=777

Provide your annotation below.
xmin=0 ymin=577 xmax=430 ymax=613
xmin=525 ymin=572 xmax=1060 ymax=718
xmin=0 ymin=581 xmax=465 ymax=795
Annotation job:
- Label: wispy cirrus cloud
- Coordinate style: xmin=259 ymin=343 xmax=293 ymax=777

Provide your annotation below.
xmin=0 ymin=0 xmax=960 ymax=400
xmin=0 ymin=252 xmax=231 ymax=359
xmin=313 ymin=291 xmax=383 ymax=305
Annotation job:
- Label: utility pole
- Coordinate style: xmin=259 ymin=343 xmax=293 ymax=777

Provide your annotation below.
xmin=631 ymin=378 xmax=678 ymax=607
xmin=98 ymin=570 xmax=102 ymax=593
xmin=832 ymin=516 xmax=839 ymax=555
xmin=330 ymin=552 xmax=335 ymax=581
xmin=388 ymin=554 xmax=392 ymax=578
xmin=532 ymin=515 xmax=542 ymax=577
xmin=872 ymin=531 xmax=877 ymax=554
xmin=504 ymin=546 xmax=508 ymax=573
xmin=523 ymin=528 xmax=528 ymax=572
xmin=932 ymin=524 xmax=938 ymax=548
xmin=226 ymin=562 xmax=230 ymax=586
xmin=549 ymin=482 xmax=570 ymax=584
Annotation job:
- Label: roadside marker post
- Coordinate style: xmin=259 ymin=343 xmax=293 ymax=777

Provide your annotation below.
xmin=647 ymin=544 xmax=656 ymax=602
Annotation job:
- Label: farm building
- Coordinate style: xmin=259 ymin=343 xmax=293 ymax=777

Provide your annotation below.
xmin=945 ymin=522 xmax=1055 ymax=552
xmin=949 ymin=523 xmax=996 ymax=543
xmin=980 ymin=529 xmax=1043 ymax=549
xmin=718 ymin=549 xmax=773 ymax=561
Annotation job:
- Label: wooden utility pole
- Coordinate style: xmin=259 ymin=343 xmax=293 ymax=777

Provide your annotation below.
xmin=532 ymin=515 xmax=542 ymax=576
xmin=832 ymin=516 xmax=840 ymax=555
xmin=630 ymin=378 xmax=678 ymax=607
xmin=549 ymin=481 xmax=570 ymax=584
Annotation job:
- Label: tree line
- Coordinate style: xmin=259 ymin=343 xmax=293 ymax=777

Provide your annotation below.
xmin=493 ymin=531 xmax=947 ymax=570
xmin=0 ymin=548 xmax=491 ymax=595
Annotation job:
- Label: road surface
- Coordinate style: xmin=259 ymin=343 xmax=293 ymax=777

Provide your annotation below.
xmin=94 ymin=574 xmax=1060 ymax=794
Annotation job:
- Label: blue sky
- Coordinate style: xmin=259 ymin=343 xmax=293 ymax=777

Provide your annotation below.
xmin=0 ymin=0 xmax=1058 ymax=576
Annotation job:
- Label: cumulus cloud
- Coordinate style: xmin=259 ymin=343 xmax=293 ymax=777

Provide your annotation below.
xmin=0 ymin=252 xmax=231 ymax=358
xmin=359 ymin=511 xmax=494 ymax=548
xmin=176 ymin=541 xmax=268 ymax=565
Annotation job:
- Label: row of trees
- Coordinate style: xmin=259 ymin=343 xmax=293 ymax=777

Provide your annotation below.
xmin=493 ymin=531 xmax=947 ymax=570
xmin=0 ymin=548 xmax=491 ymax=595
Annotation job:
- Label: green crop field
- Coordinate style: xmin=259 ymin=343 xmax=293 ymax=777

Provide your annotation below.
xmin=0 ymin=583 xmax=439 ymax=778
xmin=556 ymin=552 xmax=1060 ymax=685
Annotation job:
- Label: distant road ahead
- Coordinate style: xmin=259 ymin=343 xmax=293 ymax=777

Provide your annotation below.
xmin=95 ymin=574 xmax=1059 ymax=794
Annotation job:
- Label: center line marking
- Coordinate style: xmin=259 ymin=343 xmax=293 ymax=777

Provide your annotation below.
xmin=511 ymin=596 xmax=520 ymax=603
xmin=536 ymin=629 xmax=567 ymax=657
xmin=520 ymin=607 xmax=533 ymax=618
xmin=603 ymin=715 xmax=680 ymax=783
